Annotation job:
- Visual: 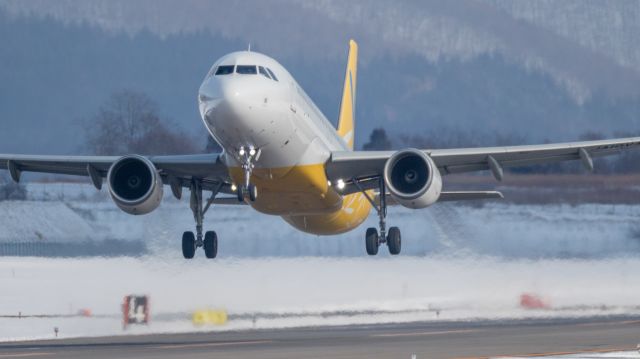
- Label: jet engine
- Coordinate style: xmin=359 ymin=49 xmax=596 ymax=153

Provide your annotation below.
xmin=383 ymin=149 xmax=442 ymax=209
xmin=107 ymin=155 xmax=163 ymax=215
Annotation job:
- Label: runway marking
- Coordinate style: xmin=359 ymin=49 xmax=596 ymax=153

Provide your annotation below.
xmin=0 ymin=354 xmax=54 ymax=358
xmin=155 ymin=340 xmax=272 ymax=350
xmin=575 ymin=319 xmax=640 ymax=327
xmin=371 ymin=329 xmax=479 ymax=338
xmin=454 ymin=346 xmax=636 ymax=359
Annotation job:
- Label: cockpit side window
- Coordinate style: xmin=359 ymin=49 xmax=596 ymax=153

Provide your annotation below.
xmin=258 ymin=66 xmax=271 ymax=79
xmin=236 ymin=65 xmax=257 ymax=75
xmin=266 ymin=68 xmax=278 ymax=82
xmin=206 ymin=65 xmax=217 ymax=78
xmin=215 ymin=65 xmax=235 ymax=75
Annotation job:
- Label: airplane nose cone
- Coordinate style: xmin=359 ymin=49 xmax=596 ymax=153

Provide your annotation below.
xmin=198 ymin=78 xmax=224 ymax=118
xmin=199 ymin=77 xmax=254 ymax=118
xmin=200 ymin=76 xmax=265 ymax=124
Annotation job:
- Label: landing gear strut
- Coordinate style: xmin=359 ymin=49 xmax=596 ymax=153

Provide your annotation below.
xmin=182 ymin=179 xmax=222 ymax=259
xmin=353 ymin=177 xmax=401 ymax=256
xmin=236 ymin=146 xmax=259 ymax=202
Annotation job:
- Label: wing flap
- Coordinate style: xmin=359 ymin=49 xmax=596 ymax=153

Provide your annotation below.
xmin=211 ymin=197 xmax=248 ymax=205
xmin=377 ymin=191 xmax=503 ymax=206
xmin=438 ymin=191 xmax=504 ymax=202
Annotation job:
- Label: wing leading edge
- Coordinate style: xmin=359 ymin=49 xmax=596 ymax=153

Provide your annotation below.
xmin=326 ymin=137 xmax=640 ymax=195
xmin=0 ymin=153 xmax=231 ymax=193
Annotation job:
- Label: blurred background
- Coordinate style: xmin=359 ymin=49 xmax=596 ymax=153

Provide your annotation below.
xmin=1 ymin=0 xmax=640 ymax=342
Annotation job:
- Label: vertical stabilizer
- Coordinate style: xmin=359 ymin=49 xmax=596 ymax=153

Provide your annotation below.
xmin=337 ymin=39 xmax=358 ymax=150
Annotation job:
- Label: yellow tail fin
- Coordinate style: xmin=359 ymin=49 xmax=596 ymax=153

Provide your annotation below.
xmin=337 ymin=39 xmax=358 ymax=150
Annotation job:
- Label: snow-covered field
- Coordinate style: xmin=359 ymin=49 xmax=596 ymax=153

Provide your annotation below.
xmin=2 ymin=183 xmax=640 ymax=258
xmin=1 ymin=183 xmax=640 ymax=342
xmin=2 ymin=256 xmax=640 ymax=341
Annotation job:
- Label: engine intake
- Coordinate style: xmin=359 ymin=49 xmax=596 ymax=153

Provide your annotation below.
xmin=107 ymin=155 xmax=163 ymax=215
xmin=383 ymin=149 xmax=442 ymax=209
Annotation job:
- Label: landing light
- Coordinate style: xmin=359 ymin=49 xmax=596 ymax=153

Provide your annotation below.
xmin=336 ymin=179 xmax=345 ymax=190
xmin=231 ymin=184 xmax=237 ymax=192
xmin=239 ymin=148 xmax=245 ymax=156
xmin=327 ymin=180 xmax=332 ymax=187
xmin=249 ymin=148 xmax=256 ymax=156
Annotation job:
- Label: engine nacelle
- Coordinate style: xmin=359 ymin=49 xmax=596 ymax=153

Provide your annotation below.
xmin=107 ymin=155 xmax=163 ymax=215
xmin=383 ymin=148 xmax=442 ymax=209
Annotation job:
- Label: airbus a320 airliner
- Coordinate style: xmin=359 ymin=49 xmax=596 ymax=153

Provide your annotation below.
xmin=2 ymin=40 xmax=639 ymax=259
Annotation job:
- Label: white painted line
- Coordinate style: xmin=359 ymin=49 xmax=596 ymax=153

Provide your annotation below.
xmin=0 ymin=354 xmax=54 ymax=358
xmin=156 ymin=340 xmax=272 ymax=350
xmin=372 ymin=329 xmax=479 ymax=338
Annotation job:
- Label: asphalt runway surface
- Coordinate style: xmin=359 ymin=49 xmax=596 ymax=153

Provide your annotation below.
xmin=1 ymin=316 xmax=639 ymax=359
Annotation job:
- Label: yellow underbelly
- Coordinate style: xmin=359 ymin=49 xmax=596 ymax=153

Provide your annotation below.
xmin=283 ymin=192 xmax=372 ymax=235
xmin=228 ymin=164 xmax=372 ymax=235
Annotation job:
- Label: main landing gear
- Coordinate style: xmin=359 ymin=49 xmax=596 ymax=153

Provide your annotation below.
xmin=236 ymin=146 xmax=260 ymax=202
xmin=353 ymin=177 xmax=401 ymax=256
xmin=182 ymin=180 xmax=222 ymax=259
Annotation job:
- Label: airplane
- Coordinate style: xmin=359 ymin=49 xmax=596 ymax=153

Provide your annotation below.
xmin=2 ymin=39 xmax=640 ymax=259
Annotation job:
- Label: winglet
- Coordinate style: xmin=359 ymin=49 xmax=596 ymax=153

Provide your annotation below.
xmin=337 ymin=39 xmax=358 ymax=150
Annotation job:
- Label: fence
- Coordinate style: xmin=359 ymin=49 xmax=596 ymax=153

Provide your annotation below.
xmin=0 ymin=239 xmax=148 ymax=257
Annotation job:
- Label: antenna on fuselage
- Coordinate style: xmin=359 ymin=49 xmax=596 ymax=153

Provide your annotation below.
xmin=247 ymin=43 xmax=251 ymax=52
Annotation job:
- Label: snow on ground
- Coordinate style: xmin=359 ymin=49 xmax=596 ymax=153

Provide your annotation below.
xmin=3 ymin=183 xmax=640 ymax=258
xmin=2 ymin=256 xmax=640 ymax=341
xmin=1 ymin=183 xmax=639 ymax=341
xmin=0 ymin=201 xmax=94 ymax=242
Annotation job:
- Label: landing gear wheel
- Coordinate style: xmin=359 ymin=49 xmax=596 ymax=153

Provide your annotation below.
xmin=182 ymin=231 xmax=196 ymax=259
xmin=203 ymin=231 xmax=218 ymax=259
xmin=365 ymin=227 xmax=379 ymax=256
xmin=248 ymin=184 xmax=258 ymax=202
xmin=237 ymin=186 xmax=245 ymax=202
xmin=387 ymin=227 xmax=401 ymax=255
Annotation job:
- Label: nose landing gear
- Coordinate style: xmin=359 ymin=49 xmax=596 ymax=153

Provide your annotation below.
xmin=236 ymin=146 xmax=260 ymax=202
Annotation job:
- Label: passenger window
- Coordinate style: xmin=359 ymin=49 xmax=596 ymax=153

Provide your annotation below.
xmin=258 ymin=66 xmax=271 ymax=79
xmin=215 ymin=65 xmax=235 ymax=75
xmin=266 ymin=68 xmax=278 ymax=81
xmin=236 ymin=65 xmax=257 ymax=74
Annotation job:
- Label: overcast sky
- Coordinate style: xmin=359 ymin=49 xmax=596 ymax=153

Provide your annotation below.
xmin=3 ymin=0 xmax=640 ymax=103
xmin=2 ymin=0 xmax=640 ymax=155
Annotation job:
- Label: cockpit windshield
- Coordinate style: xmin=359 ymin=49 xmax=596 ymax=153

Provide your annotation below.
xmin=215 ymin=65 xmax=235 ymax=75
xmin=210 ymin=63 xmax=279 ymax=82
xmin=236 ymin=65 xmax=257 ymax=75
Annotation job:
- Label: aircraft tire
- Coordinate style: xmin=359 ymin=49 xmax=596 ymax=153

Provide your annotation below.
xmin=365 ymin=228 xmax=379 ymax=256
xmin=387 ymin=227 xmax=401 ymax=255
xmin=237 ymin=186 xmax=245 ymax=202
xmin=182 ymin=231 xmax=196 ymax=259
xmin=248 ymin=184 xmax=258 ymax=202
xmin=203 ymin=231 xmax=218 ymax=259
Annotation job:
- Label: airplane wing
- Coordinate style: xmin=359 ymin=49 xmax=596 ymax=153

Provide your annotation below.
xmin=0 ymin=153 xmax=231 ymax=194
xmin=326 ymin=137 xmax=640 ymax=195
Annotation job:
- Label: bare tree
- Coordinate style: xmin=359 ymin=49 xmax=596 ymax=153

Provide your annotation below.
xmin=0 ymin=174 xmax=27 ymax=201
xmin=362 ymin=128 xmax=392 ymax=150
xmin=84 ymin=90 xmax=198 ymax=155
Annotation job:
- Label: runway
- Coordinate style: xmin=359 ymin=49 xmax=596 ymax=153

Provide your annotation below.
xmin=1 ymin=316 xmax=639 ymax=359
